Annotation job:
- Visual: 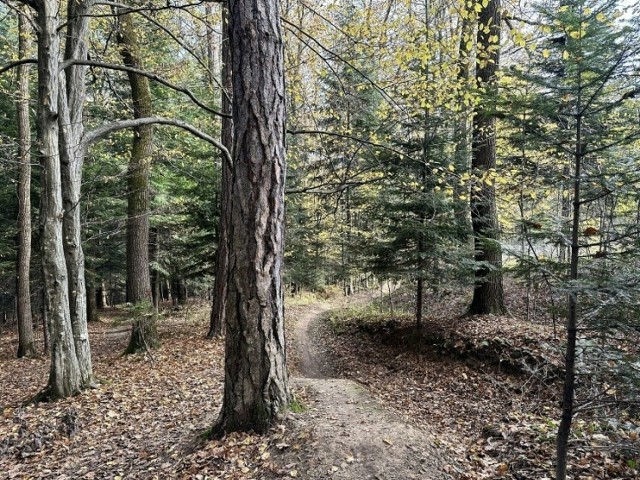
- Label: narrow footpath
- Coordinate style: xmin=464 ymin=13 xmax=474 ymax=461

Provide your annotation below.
xmin=281 ymin=303 xmax=455 ymax=480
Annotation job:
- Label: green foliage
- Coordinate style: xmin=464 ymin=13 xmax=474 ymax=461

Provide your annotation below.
xmin=287 ymin=397 xmax=306 ymax=413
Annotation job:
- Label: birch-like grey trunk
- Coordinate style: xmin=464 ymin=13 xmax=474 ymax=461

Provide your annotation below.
xmin=214 ymin=0 xmax=290 ymax=434
xmin=58 ymin=0 xmax=95 ymax=385
xmin=16 ymin=8 xmax=36 ymax=358
xmin=37 ymin=0 xmax=82 ymax=399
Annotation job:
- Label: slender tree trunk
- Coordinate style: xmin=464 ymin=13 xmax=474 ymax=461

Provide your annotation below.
xmin=453 ymin=15 xmax=473 ymax=237
xmin=556 ymin=97 xmax=584 ymax=480
xmin=16 ymin=9 xmax=36 ymax=358
xmin=117 ymin=11 xmax=157 ymax=353
xmin=97 ymin=281 xmax=108 ymax=309
xmin=205 ymin=2 xmax=218 ymax=85
xmin=86 ymin=281 xmax=98 ymax=322
xmin=468 ymin=0 xmax=506 ymax=315
xmin=560 ymin=164 xmax=571 ymax=263
xmin=150 ymin=226 xmax=160 ymax=310
xmin=59 ymin=0 xmax=94 ymax=386
xmin=41 ymin=283 xmax=49 ymax=354
xmin=164 ymin=279 xmax=172 ymax=304
xmin=208 ymin=4 xmax=232 ymax=339
xmin=37 ymin=0 xmax=83 ymax=399
xmin=416 ymin=278 xmax=423 ymax=329
xmin=213 ymin=0 xmax=289 ymax=434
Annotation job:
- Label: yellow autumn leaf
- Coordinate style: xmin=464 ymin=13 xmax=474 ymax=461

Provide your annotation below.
xmin=563 ymin=50 xmax=569 ymax=60
xmin=542 ymin=49 xmax=550 ymax=58
xmin=596 ymin=12 xmax=606 ymax=21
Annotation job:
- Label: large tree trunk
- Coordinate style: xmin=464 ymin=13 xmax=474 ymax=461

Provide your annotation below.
xmin=468 ymin=0 xmax=506 ymax=315
xmin=58 ymin=0 xmax=94 ymax=386
xmin=37 ymin=0 xmax=83 ymax=399
xmin=117 ymin=11 xmax=157 ymax=353
xmin=208 ymin=4 xmax=233 ymax=339
xmin=16 ymin=8 xmax=36 ymax=358
xmin=213 ymin=0 xmax=289 ymax=434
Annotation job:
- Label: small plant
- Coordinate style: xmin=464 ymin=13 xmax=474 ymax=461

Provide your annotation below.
xmin=288 ymin=397 xmax=306 ymax=413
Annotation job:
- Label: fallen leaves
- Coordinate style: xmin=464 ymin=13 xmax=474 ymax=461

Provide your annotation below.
xmin=0 ymin=303 xmax=231 ymax=478
xmin=318 ymin=284 xmax=640 ymax=479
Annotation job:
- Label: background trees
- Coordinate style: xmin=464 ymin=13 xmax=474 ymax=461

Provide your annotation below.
xmin=15 ymin=7 xmax=34 ymax=358
xmin=0 ymin=0 xmax=639 ymax=471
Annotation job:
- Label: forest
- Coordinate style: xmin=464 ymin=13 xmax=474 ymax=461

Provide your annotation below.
xmin=0 ymin=0 xmax=639 ymax=478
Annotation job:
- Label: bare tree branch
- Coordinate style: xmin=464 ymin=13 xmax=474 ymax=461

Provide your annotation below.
xmin=0 ymin=58 xmax=37 ymax=76
xmin=0 ymin=0 xmax=39 ymax=27
xmin=287 ymin=128 xmax=419 ymax=163
xmin=82 ymin=117 xmax=232 ymax=168
xmin=60 ymin=59 xmax=231 ymax=118
xmin=282 ymin=18 xmax=406 ymax=116
xmin=97 ymin=0 xmax=230 ymax=105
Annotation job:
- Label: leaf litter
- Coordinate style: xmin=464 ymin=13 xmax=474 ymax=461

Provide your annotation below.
xmin=1 ymin=288 xmax=638 ymax=479
xmin=0 ymin=305 xmax=291 ymax=479
xmin=315 ymin=284 xmax=640 ymax=479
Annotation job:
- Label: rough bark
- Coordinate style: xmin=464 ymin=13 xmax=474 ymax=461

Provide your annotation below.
xmin=16 ymin=8 xmax=36 ymax=358
xmin=208 ymin=4 xmax=233 ymax=339
xmin=37 ymin=0 xmax=82 ymax=399
xmin=59 ymin=0 xmax=94 ymax=386
xmin=117 ymin=11 xmax=156 ymax=353
xmin=468 ymin=0 xmax=506 ymax=316
xmin=213 ymin=0 xmax=290 ymax=434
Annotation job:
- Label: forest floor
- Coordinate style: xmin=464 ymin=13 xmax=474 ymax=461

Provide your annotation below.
xmin=278 ymin=301 xmax=455 ymax=479
xmin=0 ymin=286 xmax=638 ymax=479
xmin=296 ymin=286 xmax=640 ymax=480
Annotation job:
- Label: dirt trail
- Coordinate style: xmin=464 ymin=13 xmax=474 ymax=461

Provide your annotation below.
xmin=283 ymin=303 xmax=454 ymax=480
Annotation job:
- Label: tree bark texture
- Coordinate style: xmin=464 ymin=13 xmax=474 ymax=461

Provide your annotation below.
xmin=209 ymin=4 xmax=233 ymax=339
xmin=16 ymin=8 xmax=36 ymax=358
xmin=37 ymin=0 xmax=82 ymax=398
xmin=117 ymin=11 xmax=156 ymax=353
xmin=59 ymin=0 xmax=95 ymax=385
xmin=214 ymin=0 xmax=290 ymax=434
xmin=468 ymin=0 xmax=506 ymax=315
